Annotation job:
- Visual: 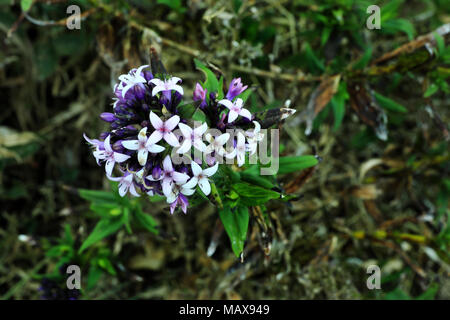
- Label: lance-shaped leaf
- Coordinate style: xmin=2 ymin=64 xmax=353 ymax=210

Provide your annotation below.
xmin=219 ymin=205 xmax=249 ymax=257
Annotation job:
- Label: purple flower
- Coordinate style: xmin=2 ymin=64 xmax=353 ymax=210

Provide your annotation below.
xmin=147 ymin=156 xmax=190 ymax=197
xmin=226 ymin=77 xmax=248 ymax=100
xmin=121 ymin=127 xmax=165 ymax=165
xmin=193 ymin=83 xmax=207 ymax=107
xmin=118 ymin=65 xmax=149 ymax=98
xmin=226 ymin=132 xmax=246 ymax=167
xmin=176 ymin=122 xmax=208 ymax=154
xmin=148 ymin=111 xmax=181 ymax=147
xmin=107 ymin=172 xmax=140 ymax=197
xmin=149 ymin=77 xmax=184 ymax=99
xmin=93 ymin=135 xmax=130 ymax=176
xmin=218 ymin=98 xmax=252 ymax=123
xmin=169 ymin=193 xmax=189 ymax=214
xmin=189 ymin=161 xmax=218 ymax=196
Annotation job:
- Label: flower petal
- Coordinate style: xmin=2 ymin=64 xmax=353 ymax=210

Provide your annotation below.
xmin=104 ymin=135 xmax=112 ymax=153
xmin=176 ymin=140 xmax=192 ymax=154
xmin=118 ymin=181 xmax=129 ymax=197
xmin=163 ymin=132 xmax=180 ymax=147
xmin=194 ymin=122 xmax=208 ymax=136
xmin=198 ymin=177 xmax=211 ymax=196
xmin=162 ymin=179 xmax=173 ymax=197
xmin=227 ymin=110 xmax=239 ymax=123
xmin=152 ymin=85 xmax=164 ymax=96
xmin=216 ymin=133 xmax=230 ymax=145
xmin=129 ymin=183 xmax=141 ymax=197
xmin=105 ymin=159 xmax=115 ymax=176
xmin=162 ymin=155 xmax=173 ymax=172
xmin=149 ymin=78 xmax=164 ymax=87
xmin=122 ymin=140 xmax=139 ymax=150
xmin=149 ymin=111 xmax=163 ymax=130
xmin=165 ymin=115 xmax=180 ymax=131
xmin=183 ymin=177 xmax=198 ymax=189
xmin=113 ymin=152 xmax=130 ymax=163
xmin=193 ymin=140 xmax=207 ymax=152
xmin=239 ymin=107 xmax=252 ymax=120
xmin=146 ymin=143 xmax=165 ymax=153
xmin=203 ymin=162 xmax=219 ymax=177
xmin=190 ymin=161 xmax=202 ymax=176
xmin=181 ymin=187 xmax=195 ymax=196
xmin=173 ymin=171 xmax=189 ymax=183
xmin=173 ymin=84 xmax=184 ymax=96
xmin=237 ymin=151 xmax=245 ymax=167
xmin=178 ymin=122 xmax=192 ymax=138
xmin=170 ymin=76 xmax=182 ymax=84
xmin=218 ymin=99 xmax=233 ymax=109
xmin=137 ymin=148 xmax=148 ymax=166
xmin=138 ymin=127 xmax=148 ymax=142
xmin=148 ymin=130 xmax=163 ymax=145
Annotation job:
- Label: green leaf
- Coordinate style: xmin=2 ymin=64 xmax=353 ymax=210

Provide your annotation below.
xmin=79 ymin=189 xmax=116 ymax=203
xmin=63 ymin=224 xmax=74 ymax=246
xmin=304 ymin=42 xmax=325 ymax=73
xmin=331 ymin=82 xmax=349 ymax=131
xmin=90 ymin=202 xmax=122 ymax=217
xmin=353 ymin=47 xmax=373 ymax=70
xmin=434 ymin=32 xmax=445 ymax=56
xmin=416 ymin=284 xmax=439 ymax=300
xmin=20 ymin=0 xmax=32 ymax=11
xmin=219 ymin=205 xmax=249 ymax=257
xmin=277 ymin=155 xmax=319 ymax=175
xmin=157 ymin=0 xmax=186 ymax=13
xmin=374 ymin=92 xmax=407 ymax=113
xmin=424 ymin=83 xmax=439 ymax=98
xmin=233 ymin=182 xmax=280 ymax=205
xmin=98 ymin=257 xmax=116 ymax=275
xmin=194 ymin=59 xmax=220 ymax=94
xmin=382 ymin=19 xmax=415 ymax=40
xmin=79 ymin=217 xmax=125 ymax=253
xmin=240 ymin=171 xmax=274 ymax=190
xmin=87 ymin=264 xmax=103 ymax=290
xmin=384 ymin=288 xmax=411 ymax=300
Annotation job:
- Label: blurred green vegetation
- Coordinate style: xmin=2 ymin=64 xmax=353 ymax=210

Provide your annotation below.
xmin=0 ymin=0 xmax=449 ymax=299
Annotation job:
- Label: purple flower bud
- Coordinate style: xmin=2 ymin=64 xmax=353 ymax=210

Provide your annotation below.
xmin=226 ymin=78 xmax=248 ymax=100
xmin=100 ymin=112 xmax=117 ymax=123
xmin=143 ymin=71 xmax=153 ymax=82
xmin=133 ymin=85 xmax=146 ymax=100
xmin=179 ymin=166 xmax=189 ymax=175
xmin=193 ymin=83 xmax=207 ymax=102
xmin=152 ymin=166 xmax=162 ymax=180
xmin=112 ymin=140 xmax=125 ymax=152
xmin=99 ymin=132 xmax=109 ymax=140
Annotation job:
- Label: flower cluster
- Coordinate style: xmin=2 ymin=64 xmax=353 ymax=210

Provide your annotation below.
xmin=84 ymin=65 xmax=265 ymax=214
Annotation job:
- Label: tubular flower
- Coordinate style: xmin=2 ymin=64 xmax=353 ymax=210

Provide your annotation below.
xmin=84 ymin=64 xmax=295 ymax=214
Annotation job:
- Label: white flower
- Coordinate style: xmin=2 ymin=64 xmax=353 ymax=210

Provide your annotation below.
xmin=166 ymin=178 xmax=197 ymax=204
xmin=245 ymin=121 xmax=264 ymax=155
xmin=218 ymin=98 xmax=252 ymax=123
xmin=118 ymin=65 xmax=149 ymax=98
xmin=107 ymin=173 xmax=140 ymax=197
xmin=176 ymin=122 xmax=208 ymax=154
xmin=189 ymin=161 xmax=219 ymax=196
xmin=93 ymin=135 xmax=130 ymax=176
xmin=205 ymin=132 xmax=230 ymax=156
xmin=226 ymin=132 xmax=246 ymax=167
xmin=147 ymin=155 xmax=190 ymax=197
xmin=148 ymin=111 xmax=180 ymax=147
xmin=149 ymin=77 xmax=184 ymax=96
xmin=121 ymin=127 xmax=165 ymax=165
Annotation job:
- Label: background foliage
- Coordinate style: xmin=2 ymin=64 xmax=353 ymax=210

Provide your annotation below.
xmin=0 ymin=0 xmax=449 ymax=299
